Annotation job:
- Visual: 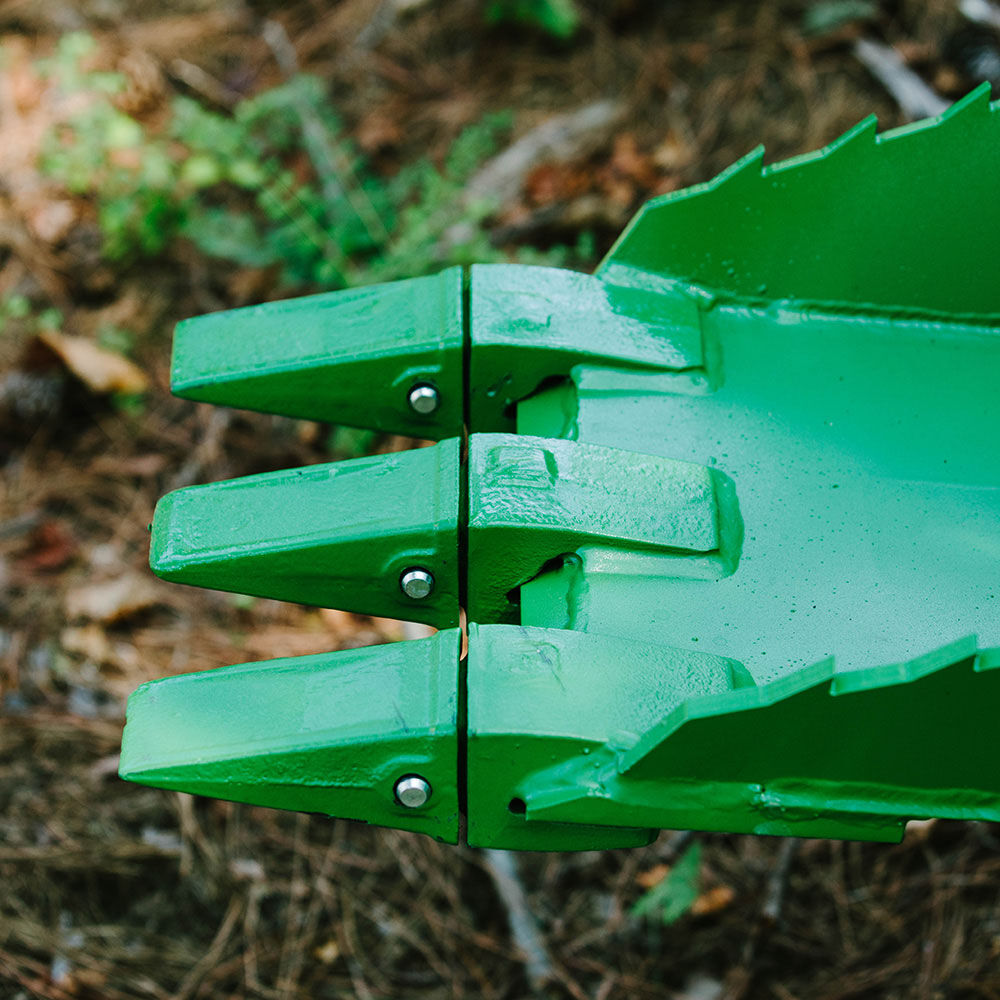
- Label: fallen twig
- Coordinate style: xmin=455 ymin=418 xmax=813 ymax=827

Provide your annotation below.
xmin=355 ymin=0 xmax=434 ymax=52
xmin=721 ymin=838 xmax=801 ymax=1000
xmin=168 ymin=406 xmax=231 ymax=491
xmin=171 ymin=895 xmax=243 ymax=1000
xmin=482 ymin=848 xmax=555 ymax=992
xmin=960 ymin=0 xmax=1000 ymax=30
xmin=438 ymin=98 xmax=623 ymax=254
xmin=762 ymin=837 xmax=800 ymax=924
xmin=853 ymin=38 xmax=949 ymax=120
xmin=466 ymin=100 xmax=623 ymax=208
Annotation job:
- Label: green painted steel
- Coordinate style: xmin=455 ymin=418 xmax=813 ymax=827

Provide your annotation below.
xmin=468 ymin=632 xmax=1000 ymax=846
xmin=468 ymin=264 xmax=704 ymax=432
xmin=150 ymin=439 xmax=461 ymax=628
xmin=601 ymin=83 xmax=1000 ymax=321
xmin=518 ymin=300 xmax=1000 ymax=676
xmin=466 ymin=433 xmax=735 ymax=623
xmin=170 ymin=269 xmax=465 ymax=439
xmin=466 ymin=623 xmax=749 ymax=849
xmin=120 ymin=630 xmax=462 ymax=842
xmin=522 ymin=641 xmax=1000 ymax=843
xmin=122 ymin=91 xmax=1000 ymax=850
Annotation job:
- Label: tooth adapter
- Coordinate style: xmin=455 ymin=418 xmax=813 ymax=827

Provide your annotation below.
xmin=122 ymin=87 xmax=1000 ymax=850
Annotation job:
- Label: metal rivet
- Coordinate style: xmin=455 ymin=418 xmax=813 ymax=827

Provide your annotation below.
xmin=395 ymin=775 xmax=432 ymax=808
xmin=400 ymin=567 xmax=434 ymax=600
xmin=408 ymin=383 xmax=439 ymax=416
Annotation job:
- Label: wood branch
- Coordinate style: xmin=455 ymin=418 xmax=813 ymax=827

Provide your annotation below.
xmin=853 ymin=38 xmax=949 ymax=120
xmin=482 ymin=849 xmax=555 ymax=993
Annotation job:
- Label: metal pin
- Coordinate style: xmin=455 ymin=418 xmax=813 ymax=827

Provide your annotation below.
xmin=400 ymin=567 xmax=434 ymax=600
xmin=395 ymin=774 xmax=432 ymax=808
xmin=408 ymin=383 xmax=439 ymax=415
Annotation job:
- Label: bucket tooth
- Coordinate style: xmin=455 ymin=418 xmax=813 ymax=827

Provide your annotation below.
xmin=150 ymin=438 xmax=461 ymax=627
xmin=120 ymin=629 xmax=462 ymax=843
xmin=171 ymin=268 xmax=464 ymax=439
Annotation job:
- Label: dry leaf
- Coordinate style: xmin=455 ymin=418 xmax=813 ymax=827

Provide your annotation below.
xmin=244 ymin=625 xmax=350 ymax=661
xmin=90 ymin=453 xmax=168 ymax=478
xmin=357 ymin=109 xmax=403 ymax=152
xmin=367 ymin=616 xmax=406 ymax=641
xmin=636 ymin=863 xmax=670 ymax=889
xmin=67 ymin=625 xmax=142 ymax=669
xmin=66 ymin=573 xmax=162 ymax=623
xmin=319 ymin=608 xmax=355 ymax=637
xmin=610 ymin=132 xmax=659 ymax=188
xmin=652 ymin=132 xmax=696 ymax=172
xmin=314 ymin=939 xmax=341 ymax=964
xmin=62 ymin=625 xmax=114 ymax=664
xmin=690 ymin=885 xmax=735 ymax=916
xmin=36 ymin=330 xmax=149 ymax=395
xmin=17 ymin=520 xmax=77 ymax=571
xmin=905 ymin=817 xmax=938 ymax=839
xmin=27 ymin=199 xmax=77 ymax=244
xmin=61 ymin=624 xmax=140 ymax=672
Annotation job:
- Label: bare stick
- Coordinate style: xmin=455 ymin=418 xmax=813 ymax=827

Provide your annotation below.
xmin=355 ymin=0 xmax=434 ymax=52
xmin=960 ymin=0 xmax=1000 ymax=30
xmin=482 ymin=848 xmax=555 ymax=992
xmin=762 ymin=837 xmax=800 ymax=924
xmin=465 ymin=100 xmax=623 ymax=207
xmin=438 ymin=99 xmax=623 ymax=254
xmin=853 ymin=39 xmax=949 ymax=121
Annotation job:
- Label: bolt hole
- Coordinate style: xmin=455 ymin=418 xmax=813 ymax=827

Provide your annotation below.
xmin=508 ymin=797 xmax=526 ymax=815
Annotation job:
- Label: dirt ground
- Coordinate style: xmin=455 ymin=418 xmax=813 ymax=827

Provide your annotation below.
xmin=2 ymin=1 xmax=999 ymax=997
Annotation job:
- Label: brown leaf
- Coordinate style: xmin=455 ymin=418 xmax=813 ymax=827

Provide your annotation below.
xmin=690 ymin=885 xmax=735 ymax=916
xmin=25 ymin=198 xmax=77 ymax=244
xmin=17 ymin=520 xmax=77 ymax=571
xmin=65 ymin=573 xmax=162 ymax=623
xmin=652 ymin=132 xmax=696 ymax=173
xmin=357 ymin=109 xmax=403 ymax=153
xmin=524 ymin=163 xmax=591 ymax=206
xmin=243 ymin=625 xmax=349 ymax=661
xmin=314 ymin=939 xmax=341 ymax=965
xmin=62 ymin=624 xmax=141 ymax=673
xmin=610 ymin=133 xmax=659 ymax=189
xmin=636 ymin=863 xmax=670 ymax=889
xmin=36 ymin=329 xmax=149 ymax=395
xmin=90 ymin=453 xmax=168 ymax=478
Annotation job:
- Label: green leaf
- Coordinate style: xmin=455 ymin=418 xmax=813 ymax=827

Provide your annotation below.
xmin=182 ymin=209 xmax=281 ymax=269
xmin=486 ymin=0 xmax=580 ymax=38
xmin=802 ymin=0 xmax=877 ymax=35
xmin=4 ymin=294 xmax=31 ymax=319
xmin=104 ymin=112 xmax=143 ymax=149
xmin=180 ymin=153 xmax=223 ymax=189
xmin=630 ymin=842 xmax=702 ymax=925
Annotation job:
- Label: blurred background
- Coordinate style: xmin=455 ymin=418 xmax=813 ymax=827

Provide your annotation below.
xmin=1 ymin=1 xmax=1000 ymax=997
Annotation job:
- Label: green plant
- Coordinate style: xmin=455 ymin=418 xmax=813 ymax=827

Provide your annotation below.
xmin=38 ymin=33 xmax=567 ymax=291
xmin=0 ymin=294 xmax=63 ymax=337
xmin=0 ymin=294 xmax=32 ymax=334
xmin=486 ymin=0 xmax=580 ymax=38
xmin=630 ymin=842 xmax=702 ymax=925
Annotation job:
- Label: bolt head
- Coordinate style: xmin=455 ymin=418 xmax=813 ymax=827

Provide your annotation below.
xmin=400 ymin=567 xmax=434 ymax=600
xmin=395 ymin=775 xmax=432 ymax=808
xmin=408 ymin=383 xmax=439 ymax=416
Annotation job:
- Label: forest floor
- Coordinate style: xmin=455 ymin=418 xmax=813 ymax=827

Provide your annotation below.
xmin=1 ymin=1 xmax=999 ymax=997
